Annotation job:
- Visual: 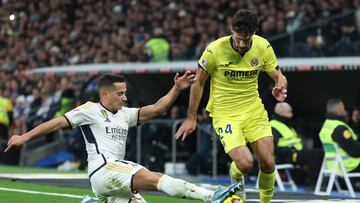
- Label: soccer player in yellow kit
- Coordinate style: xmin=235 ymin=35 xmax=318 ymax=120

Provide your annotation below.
xmin=176 ymin=9 xmax=287 ymax=203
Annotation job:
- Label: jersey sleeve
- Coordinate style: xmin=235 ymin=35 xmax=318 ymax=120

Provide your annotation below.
xmin=198 ymin=44 xmax=216 ymax=74
xmin=64 ymin=102 xmax=94 ymax=128
xmin=332 ymin=125 xmax=360 ymax=157
xmin=123 ymin=107 xmax=139 ymax=127
xmin=262 ymin=43 xmax=278 ymax=73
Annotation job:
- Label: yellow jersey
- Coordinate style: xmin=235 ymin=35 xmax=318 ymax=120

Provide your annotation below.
xmin=198 ymin=35 xmax=278 ymax=117
xmin=0 ymin=96 xmax=13 ymax=126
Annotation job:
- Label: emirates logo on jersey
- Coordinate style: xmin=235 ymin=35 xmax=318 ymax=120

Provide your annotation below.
xmin=250 ymin=58 xmax=258 ymax=67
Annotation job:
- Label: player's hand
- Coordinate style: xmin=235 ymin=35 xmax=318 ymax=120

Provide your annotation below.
xmin=272 ymin=86 xmax=287 ymax=102
xmin=174 ymin=71 xmax=196 ymax=90
xmin=175 ymin=118 xmax=197 ymax=141
xmin=4 ymin=135 xmax=27 ymax=152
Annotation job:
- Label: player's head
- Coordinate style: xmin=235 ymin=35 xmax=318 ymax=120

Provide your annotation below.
xmin=97 ymin=73 xmax=127 ymax=111
xmin=326 ymin=98 xmax=346 ymax=117
xmin=231 ymin=9 xmax=258 ymax=54
xmin=274 ymin=102 xmax=293 ymax=119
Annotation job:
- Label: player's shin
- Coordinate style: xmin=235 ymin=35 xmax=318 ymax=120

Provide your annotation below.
xmin=258 ymin=170 xmax=275 ymax=203
xmin=157 ymin=175 xmax=213 ymax=201
xmin=230 ymin=161 xmax=246 ymax=200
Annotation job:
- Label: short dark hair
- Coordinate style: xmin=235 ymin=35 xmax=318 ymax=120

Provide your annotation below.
xmin=326 ymin=98 xmax=343 ymax=115
xmin=231 ymin=9 xmax=258 ymax=35
xmin=97 ymin=73 xmax=126 ymax=91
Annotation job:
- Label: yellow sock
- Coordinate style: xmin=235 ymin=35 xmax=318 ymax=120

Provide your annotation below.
xmin=258 ymin=170 xmax=275 ymax=203
xmin=230 ymin=161 xmax=243 ymax=180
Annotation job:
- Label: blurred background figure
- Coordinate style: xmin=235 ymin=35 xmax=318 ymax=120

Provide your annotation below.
xmin=271 ymin=102 xmax=324 ymax=188
xmin=145 ymin=27 xmax=170 ymax=62
xmin=319 ymin=99 xmax=360 ymax=176
xmin=0 ymin=88 xmax=15 ymax=164
xmin=351 ymin=106 xmax=360 ymax=137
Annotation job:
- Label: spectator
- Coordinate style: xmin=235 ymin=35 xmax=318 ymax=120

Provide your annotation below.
xmin=304 ymin=35 xmax=325 ymax=57
xmin=0 ymin=88 xmax=13 ymax=144
xmin=145 ymin=27 xmax=170 ymax=62
xmin=271 ymin=102 xmax=324 ymax=187
xmin=351 ymin=106 xmax=360 ymax=136
xmin=319 ymin=99 xmax=360 ymax=175
xmin=0 ymin=88 xmax=14 ymax=164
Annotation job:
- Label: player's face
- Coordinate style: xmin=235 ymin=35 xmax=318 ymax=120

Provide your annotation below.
xmin=108 ymin=82 xmax=127 ymax=110
xmin=283 ymin=105 xmax=293 ymax=119
xmin=338 ymin=102 xmax=347 ymax=117
xmin=232 ymin=31 xmax=253 ymax=54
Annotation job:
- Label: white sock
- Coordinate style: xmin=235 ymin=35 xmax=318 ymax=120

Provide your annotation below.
xmin=157 ymin=175 xmax=213 ymax=201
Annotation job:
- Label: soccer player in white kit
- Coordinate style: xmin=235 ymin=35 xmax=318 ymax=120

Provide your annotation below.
xmin=6 ymin=72 xmax=241 ymax=203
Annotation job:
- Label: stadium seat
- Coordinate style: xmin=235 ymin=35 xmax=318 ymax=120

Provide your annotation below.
xmin=256 ymin=164 xmax=298 ymax=192
xmin=314 ymin=143 xmax=360 ymax=198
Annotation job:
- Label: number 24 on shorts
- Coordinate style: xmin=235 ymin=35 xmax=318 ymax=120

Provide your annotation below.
xmin=218 ymin=124 xmax=232 ymax=134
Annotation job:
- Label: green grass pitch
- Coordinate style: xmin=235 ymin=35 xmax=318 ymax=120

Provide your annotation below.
xmin=0 ymin=179 xmax=202 ymax=203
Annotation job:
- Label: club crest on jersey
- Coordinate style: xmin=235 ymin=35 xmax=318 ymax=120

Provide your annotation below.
xmin=201 ymin=58 xmax=207 ymax=67
xmin=250 ymin=58 xmax=258 ymax=67
xmin=100 ymin=110 xmax=111 ymax=122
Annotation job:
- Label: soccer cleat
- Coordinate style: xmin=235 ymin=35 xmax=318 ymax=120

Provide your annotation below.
xmin=229 ymin=168 xmax=246 ymax=200
xmin=207 ymin=182 xmax=241 ymax=203
xmin=81 ymin=195 xmax=97 ymax=203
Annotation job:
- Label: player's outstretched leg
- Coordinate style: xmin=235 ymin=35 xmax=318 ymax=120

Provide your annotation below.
xmin=207 ymin=182 xmax=242 ymax=203
xmin=157 ymin=174 xmax=214 ymax=201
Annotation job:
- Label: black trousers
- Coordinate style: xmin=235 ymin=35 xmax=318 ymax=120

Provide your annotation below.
xmin=0 ymin=123 xmax=20 ymax=165
xmin=277 ymin=148 xmax=324 ymax=185
xmin=0 ymin=123 xmax=8 ymax=142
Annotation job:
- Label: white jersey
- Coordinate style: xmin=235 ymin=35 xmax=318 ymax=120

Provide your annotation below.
xmin=64 ymin=101 xmax=139 ymax=176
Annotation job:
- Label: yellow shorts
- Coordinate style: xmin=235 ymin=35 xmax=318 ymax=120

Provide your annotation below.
xmin=212 ymin=105 xmax=272 ymax=153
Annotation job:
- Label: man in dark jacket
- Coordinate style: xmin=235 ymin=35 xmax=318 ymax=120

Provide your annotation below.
xmin=271 ymin=102 xmax=324 ymax=187
xmin=319 ymin=99 xmax=360 ymax=173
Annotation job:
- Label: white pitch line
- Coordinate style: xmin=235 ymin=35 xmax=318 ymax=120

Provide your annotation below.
xmin=246 ymin=200 xmax=360 ymax=203
xmin=0 ymin=173 xmax=88 ymax=179
xmin=0 ymin=187 xmax=92 ymax=199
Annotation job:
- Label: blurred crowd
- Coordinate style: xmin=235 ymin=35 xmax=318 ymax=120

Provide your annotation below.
xmin=0 ymin=0 xmax=360 ymax=72
xmin=0 ymin=73 xmax=88 ymax=164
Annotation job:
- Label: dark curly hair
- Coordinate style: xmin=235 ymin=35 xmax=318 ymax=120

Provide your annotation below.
xmin=231 ymin=9 xmax=258 ymax=35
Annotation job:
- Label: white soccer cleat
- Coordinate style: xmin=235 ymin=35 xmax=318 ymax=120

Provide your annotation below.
xmin=207 ymin=182 xmax=241 ymax=203
xmin=81 ymin=195 xmax=97 ymax=203
xmin=229 ymin=168 xmax=246 ymax=200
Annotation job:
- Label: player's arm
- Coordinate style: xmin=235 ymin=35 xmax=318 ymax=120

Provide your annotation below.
xmin=263 ymin=41 xmax=287 ymax=102
xmin=5 ymin=116 xmax=70 ymax=152
xmin=138 ymin=71 xmax=195 ymax=123
xmin=187 ymin=68 xmax=209 ymax=120
xmin=175 ymin=67 xmax=209 ymax=141
xmin=267 ymin=67 xmax=288 ymax=101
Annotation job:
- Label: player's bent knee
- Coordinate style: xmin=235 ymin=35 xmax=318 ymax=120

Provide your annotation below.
xmin=259 ymin=159 xmax=275 ymax=172
xmin=133 ymin=169 xmax=161 ymax=190
xmin=235 ymin=160 xmax=253 ymax=174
